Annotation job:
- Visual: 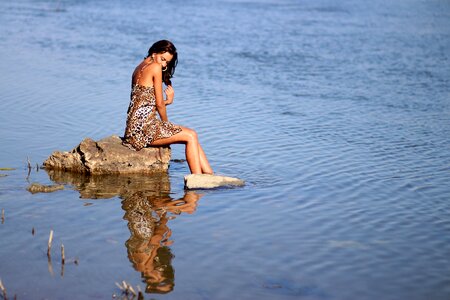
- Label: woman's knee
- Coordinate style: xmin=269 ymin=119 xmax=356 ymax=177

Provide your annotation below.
xmin=182 ymin=127 xmax=198 ymax=142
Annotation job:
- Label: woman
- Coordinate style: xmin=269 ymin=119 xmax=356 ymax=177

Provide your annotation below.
xmin=123 ymin=40 xmax=213 ymax=174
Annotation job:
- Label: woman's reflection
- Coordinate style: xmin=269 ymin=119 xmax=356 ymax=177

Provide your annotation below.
xmin=122 ymin=191 xmax=202 ymax=294
xmin=43 ymin=169 xmax=202 ymax=294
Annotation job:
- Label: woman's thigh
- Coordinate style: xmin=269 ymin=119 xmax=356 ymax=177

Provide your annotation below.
xmin=149 ymin=126 xmax=194 ymax=146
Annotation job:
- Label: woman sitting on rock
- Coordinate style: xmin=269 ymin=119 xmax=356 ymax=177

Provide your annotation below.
xmin=123 ymin=40 xmax=213 ymax=175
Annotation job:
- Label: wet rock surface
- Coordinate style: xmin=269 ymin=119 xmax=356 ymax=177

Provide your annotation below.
xmin=43 ymin=135 xmax=171 ymax=174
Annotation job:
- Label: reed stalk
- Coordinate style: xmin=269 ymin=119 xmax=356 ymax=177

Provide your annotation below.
xmin=0 ymin=278 xmax=7 ymax=300
xmin=47 ymin=230 xmax=54 ymax=257
xmin=26 ymin=156 xmax=32 ymax=179
xmin=61 ymin=244 xmax=65 ymax=265
xmin=116 ymin=281 xmax=137 ymax=297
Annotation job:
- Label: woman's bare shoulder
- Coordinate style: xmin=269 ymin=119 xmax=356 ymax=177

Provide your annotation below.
xmin=133 ymin=61 xmax=162 ymax=85
xmin=143 ymin=61 xmax=162 ymax=74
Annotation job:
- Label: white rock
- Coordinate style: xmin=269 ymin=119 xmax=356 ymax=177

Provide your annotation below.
xmin=184 ymin=174 xmax=245 ymax=189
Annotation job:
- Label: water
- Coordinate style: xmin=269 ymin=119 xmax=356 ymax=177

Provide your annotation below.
xmin=1 ymin=0 xmax=450 ymax=299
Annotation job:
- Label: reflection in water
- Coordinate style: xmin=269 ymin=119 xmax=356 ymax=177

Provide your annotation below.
xmin=46 ymin=169 xmax=172 ymax=199
xmin=123 ymin=191 xmax=201 ymax=293
xmin=46 ymin=170 xmax=202 ymax=294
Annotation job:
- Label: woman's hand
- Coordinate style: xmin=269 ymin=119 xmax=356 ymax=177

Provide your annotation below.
xmin=164 ymin=85 xmax=174 ymax=105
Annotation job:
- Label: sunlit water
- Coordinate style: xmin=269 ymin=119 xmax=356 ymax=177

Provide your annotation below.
xmin=1 ymin=0 xmax=450 ymax=299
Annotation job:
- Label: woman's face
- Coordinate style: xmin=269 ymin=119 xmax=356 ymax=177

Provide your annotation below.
xmin=153 ymin=52 xmax=173 ymax=68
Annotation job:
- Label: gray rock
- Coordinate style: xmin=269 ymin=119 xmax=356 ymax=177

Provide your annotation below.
xmin=184 ymin=174 xmax=245 ymax=189
xmin=43 ymin=135 xmax=171 ymax=174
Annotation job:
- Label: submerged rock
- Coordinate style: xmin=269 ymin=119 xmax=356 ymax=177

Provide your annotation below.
xmin=43 ymin=135 xmax=171 ymax=175
xmin=184 ymin=174 xmax=245 ymax=189
xmin=27 ymin=183 xmax=64 ymax=194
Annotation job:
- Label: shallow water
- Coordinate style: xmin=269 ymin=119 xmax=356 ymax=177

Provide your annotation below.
xmin=1 ymin=0 xmax=450 ymax=299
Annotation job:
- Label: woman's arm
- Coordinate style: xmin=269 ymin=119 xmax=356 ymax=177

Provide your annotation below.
xmin=164 ymin=85 xmax=174 ymax=105
xmin=151 ymin=64 xmax=169 ymax=122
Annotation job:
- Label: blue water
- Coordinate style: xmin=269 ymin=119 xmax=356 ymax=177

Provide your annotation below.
xmin=1 ymin=0 xmax=450 ymax=299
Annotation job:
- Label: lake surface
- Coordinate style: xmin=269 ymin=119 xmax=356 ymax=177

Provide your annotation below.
xmin=1 ymin=0 xmax=450 ymax=299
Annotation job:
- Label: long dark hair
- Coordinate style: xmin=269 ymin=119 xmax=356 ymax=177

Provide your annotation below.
xmin=146 ymin=40 xmax=178 ymax=86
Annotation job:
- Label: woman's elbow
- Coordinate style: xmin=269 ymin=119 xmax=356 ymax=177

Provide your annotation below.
xmin=156 ymin=104 xmax=166 ymax=111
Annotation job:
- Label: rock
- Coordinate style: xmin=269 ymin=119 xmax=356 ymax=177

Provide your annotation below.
xmin=184 ymin=174 xmax=245 ymax=189
xmin=27 ymin=183 xmax=64 ymax=194
xmin=43 ymin=135 xmax=172 ymax=175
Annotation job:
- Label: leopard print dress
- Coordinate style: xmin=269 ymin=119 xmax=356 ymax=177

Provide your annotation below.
xmin=123 ymin=67 xmax=182 ymax=151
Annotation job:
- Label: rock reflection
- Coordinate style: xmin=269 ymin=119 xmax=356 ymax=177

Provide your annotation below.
xmin=46 ymin=169 xmax=203 ymax=294
xmin=46 ymin=169 xmax=172 ymax=199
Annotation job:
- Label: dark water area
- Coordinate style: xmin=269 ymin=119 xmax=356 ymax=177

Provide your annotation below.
xmin=1 ymin=0 xmax=450 ymax=299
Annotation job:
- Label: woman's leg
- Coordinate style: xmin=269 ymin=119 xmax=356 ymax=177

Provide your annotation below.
xmin=198 ymin=144 xmax=213 ymax=174
xmin=150 ymin=126 xmax=204 ymax=174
